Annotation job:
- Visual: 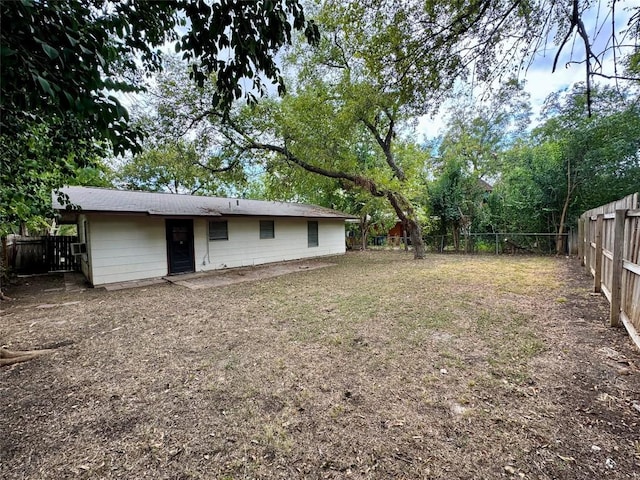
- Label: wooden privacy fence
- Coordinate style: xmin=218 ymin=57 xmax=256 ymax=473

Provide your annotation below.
xmin=5 ymin=235 xmax=80 ymax=274
xmin=578 ymin=193 xmax=640 ymax=350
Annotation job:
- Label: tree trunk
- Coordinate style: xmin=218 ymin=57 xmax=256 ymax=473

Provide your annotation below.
xmin=439 ymin=221 xmax=447 ymax=253
xmin=556 ymin=160 xmax=575 ymax=255
xmin=407 ymin=219 xmax=425 ymax=258
xmin=556 ymin=201 xmax=569 ymax=255
xmin=452 ymin=225 xmax=460 ymax=252
xmin=360 ymin=217 xmax=370 ymax=250
xmin=0 ymin=235 xmax=7 ymax=302
xmin=386 ymin=192 xmax=425 ymax=259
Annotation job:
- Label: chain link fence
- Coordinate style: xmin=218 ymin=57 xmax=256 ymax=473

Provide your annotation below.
xmin=349 ymin=232 xmax=568 ymax=255
xmin=423 ymin=233 xmax=567 ymax=255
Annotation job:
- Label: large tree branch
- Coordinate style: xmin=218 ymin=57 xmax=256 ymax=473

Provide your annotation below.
xmin=218 ymin=115 xmax=384 ymax=194
xmin=178 ymin=109 xmax=218 ymax=137
xmin=245 ymin=139 xmax=388 ymax=197
xmin=360 ymin=114 xmax=406 ymax=181
xmin=1 ymin=347 xmax=54 ymax=367
xmin=382 ymin=108 xmax=395 ymax=149
xmin=257 ymin=138 xmax=424 ymax=257
xmin=552 ymin=0 xmax=605 ymax=117
xmin=574 ymin=5 xmax=597 ymax=117
xmin=222 ymin=115 xmax=425 ymax=258
xmin=590 ymin=71 xmax=639 ymax=82
xmin=333 ymin=31 xmax=351 ymax=70
xmin=194 ymin=158 xmax=240 ymax=174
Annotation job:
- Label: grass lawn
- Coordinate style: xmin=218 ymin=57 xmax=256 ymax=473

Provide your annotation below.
xmin=1 ymin=251 xmax=639 ymax=479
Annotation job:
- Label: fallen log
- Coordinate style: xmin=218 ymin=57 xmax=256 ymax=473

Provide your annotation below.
xmin=0 ymin=347 xmax=54 ymax=367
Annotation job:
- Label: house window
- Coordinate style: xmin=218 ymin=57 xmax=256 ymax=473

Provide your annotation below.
xmin=308 ymin=221 xmax=319 ymax=247
xmin=260 ymin=220 xmax=274 ymax=239
xmin=209 ymin=220 xmax=228 ymax=241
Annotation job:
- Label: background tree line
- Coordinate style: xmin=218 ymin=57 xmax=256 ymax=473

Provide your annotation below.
xmin=1 ymin=0 xmax=638 ymax=257
xmin=77 ymin=59 xmax=640 ymax=255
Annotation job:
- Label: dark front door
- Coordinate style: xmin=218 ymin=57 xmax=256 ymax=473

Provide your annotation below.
xmin=166 ymin=219 xmax=195 ymax=275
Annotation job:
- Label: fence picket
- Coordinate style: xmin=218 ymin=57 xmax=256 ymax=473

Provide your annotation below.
xmin=580 ymin=193 xmax=640 ymax=351
xmin=6 ymin=235 xmax=80 ymax=274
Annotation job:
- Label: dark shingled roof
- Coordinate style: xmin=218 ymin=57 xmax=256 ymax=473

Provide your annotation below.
xmin=53 ymin=187 xmax=357 ymax=219
xmin=478 ymin=178 xmax=493 ymax=192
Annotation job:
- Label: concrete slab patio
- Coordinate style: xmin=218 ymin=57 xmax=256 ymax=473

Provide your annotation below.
xmin=164 ymin=259 xmax=336 ymax=290
xmin=97 ymin=259 xmax=336 ymax=291
xmin=102 ymin=277 xmax=168 ymax=291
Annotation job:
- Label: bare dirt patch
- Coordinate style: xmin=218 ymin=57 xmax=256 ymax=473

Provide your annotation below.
xmin=1 ymin=251 xmax=639 ymax=479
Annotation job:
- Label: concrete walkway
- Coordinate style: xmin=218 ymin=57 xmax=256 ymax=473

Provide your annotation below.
xmin=102 ymin=277 xmax=168 ymax=291
xmin=63 ymin=272 xmax=88 ymax=292
xmin=98 ymin=260 xmax=336 ymax=292
xmin=164 ymin=260 xmax=336 ymax=290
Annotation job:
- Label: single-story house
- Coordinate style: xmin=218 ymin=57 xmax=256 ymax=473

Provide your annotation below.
xmin=53 ymin=186 xmax=357 ymax=286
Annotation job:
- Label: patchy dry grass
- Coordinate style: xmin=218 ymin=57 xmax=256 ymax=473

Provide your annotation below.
xmin=1 ymin=251 xmax=639 ymax=479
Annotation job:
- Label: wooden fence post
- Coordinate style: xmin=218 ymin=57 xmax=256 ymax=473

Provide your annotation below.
xmin=577 ymin=217 xmax=584 ymax=266
xmin=610 ymin=209 xmax=626 ymax=327
xmin=594 ymin=214 xmax=604 ymax=293
xmin=585 ymin=218 xmax=592 ymax=276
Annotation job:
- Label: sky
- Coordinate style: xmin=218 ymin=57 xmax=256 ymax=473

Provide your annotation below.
xmin=416 ymin=56 xmax=590 ymax=141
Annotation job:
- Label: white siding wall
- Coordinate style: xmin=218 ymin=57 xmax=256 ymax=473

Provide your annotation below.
xmin=193 ymin=217 xmax=346 ymax=271
xmin=87 ymin=215 xmax=168 ymax=285
xmin=84 ymin=215 xmax=346 ymax=285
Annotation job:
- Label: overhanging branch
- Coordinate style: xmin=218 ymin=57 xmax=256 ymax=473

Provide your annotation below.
xmin=360 ymin=113 xmax=406 ymax=181
xmin=245 ymin=139 xmax=387 ymax=198
xmin=194 ymin=158 xmax=240 ymax=174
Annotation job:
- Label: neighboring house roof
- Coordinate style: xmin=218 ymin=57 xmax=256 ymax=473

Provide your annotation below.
xmin=53 ymin=187 xmax=357 ymax=219
xmin=478 ymin=178 xmax=493 ymax=192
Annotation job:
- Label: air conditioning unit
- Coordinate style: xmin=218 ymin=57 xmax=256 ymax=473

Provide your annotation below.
xmin=70 ymin=243 xmax=87 ymax=255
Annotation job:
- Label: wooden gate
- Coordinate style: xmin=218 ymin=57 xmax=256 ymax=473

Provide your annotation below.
xmin=45 ymin=235 xmax=80 ymax=272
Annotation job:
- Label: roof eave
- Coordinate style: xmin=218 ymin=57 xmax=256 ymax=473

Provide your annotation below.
xmin=54 ymin=208 xmax=354 ymax=220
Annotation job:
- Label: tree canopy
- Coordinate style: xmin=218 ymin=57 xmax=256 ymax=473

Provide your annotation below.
xmin=1 ymin=0 xmax=319 ymax=146
xmin=112 ymin=1 xmax=639 ymax=258
xmin=3 ymin=0 xmax=639 ymax=250
xmin=423 ymin=79 xmax=640 ymax=253
xmin=0 ymin=0 xmax=318 ymax=234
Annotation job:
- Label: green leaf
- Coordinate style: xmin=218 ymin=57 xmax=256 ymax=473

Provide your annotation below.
xmin=36 ymin=76 xmax=55 ymax=97
xmin=1 ymin=45 xmax=16 ymax=57
xmin=65 ymin=33 xmax=79 ymax=47
xmin=41 ymin=43 xmax=59 ymax=60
